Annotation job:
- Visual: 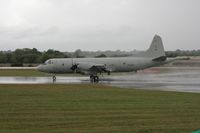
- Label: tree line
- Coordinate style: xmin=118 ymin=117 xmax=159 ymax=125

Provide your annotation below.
xmin=0 ymin=48 xmax=68 ymax=66
xmin=165 ymin=49 xmax=200 ymax=57
xmin=0 ymin=48 xmax=200 ymax=66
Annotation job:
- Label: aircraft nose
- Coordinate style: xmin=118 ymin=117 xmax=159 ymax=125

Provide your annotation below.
xmin=37 ymin=65 xmax=44 ymax=72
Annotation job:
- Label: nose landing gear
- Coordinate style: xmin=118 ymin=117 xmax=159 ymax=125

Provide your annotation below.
xmin=52 ymin=75 xmax=56 ymax=82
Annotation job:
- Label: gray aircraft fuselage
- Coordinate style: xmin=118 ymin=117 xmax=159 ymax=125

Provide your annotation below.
xmin=37 ymin=57 xmax=168 ymax=75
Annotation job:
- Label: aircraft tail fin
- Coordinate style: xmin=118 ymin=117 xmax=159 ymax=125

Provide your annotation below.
xmin=140 ymin=35 xmax=166 ymax=61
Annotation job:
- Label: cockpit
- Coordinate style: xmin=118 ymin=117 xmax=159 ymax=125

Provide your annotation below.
xmin=43 ymin=60 xmax=53 ymax=65
xmin=37 ymin=59 xmax=55 ymax=73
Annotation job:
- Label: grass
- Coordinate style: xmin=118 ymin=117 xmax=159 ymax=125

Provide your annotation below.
xmin=0 ymin=69 xmax=135 ymax=77
xmin=0 ymin=84 xmax=199 ymax=133
xmin=0 ymin=69 xmax=80 ymax=77
xmin=0 ymin=69 xmax=45 ymax=77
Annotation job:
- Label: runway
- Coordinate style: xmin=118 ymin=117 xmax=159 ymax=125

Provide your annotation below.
xmin=0 ymin=67 xmax=200 ymax=93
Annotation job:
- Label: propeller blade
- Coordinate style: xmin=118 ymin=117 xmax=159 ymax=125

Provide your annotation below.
xmin=70 ymin=64 xmax=78 ymax=72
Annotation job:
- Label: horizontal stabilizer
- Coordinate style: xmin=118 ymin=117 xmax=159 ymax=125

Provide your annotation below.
xmin=152 ymin=56 xmax=167 ymax=62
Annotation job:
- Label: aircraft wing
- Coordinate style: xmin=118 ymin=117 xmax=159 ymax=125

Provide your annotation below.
xmin=71 ymin=62 xmax=110 ymax=74
xmin=89 ymin=65 xmax=108 ymax=73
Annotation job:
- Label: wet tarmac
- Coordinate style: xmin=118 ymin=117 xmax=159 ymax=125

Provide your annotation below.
xmin=0 ymin=67 xmax=200 ymax=93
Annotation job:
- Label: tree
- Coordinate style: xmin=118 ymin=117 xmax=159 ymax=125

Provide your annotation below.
xmin=41 ymin=49 xmax=66 ymax=62
xmin=0 ymin=52 xmax=6 ymax=63
xmin=73 ymin=49 xmax=84 ymax=58
xmin=95 ymin=54 xmax=107 ymax=58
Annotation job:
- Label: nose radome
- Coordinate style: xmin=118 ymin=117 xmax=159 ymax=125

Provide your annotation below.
xmin=37 ymin=65 xmax=43 ymax=72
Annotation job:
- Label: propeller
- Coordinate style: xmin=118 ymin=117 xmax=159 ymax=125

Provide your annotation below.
xmin=70 ymin=64 xmax=78 ymax=73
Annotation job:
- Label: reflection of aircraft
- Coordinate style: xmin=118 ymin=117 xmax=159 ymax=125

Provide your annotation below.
xmin=37 ymin=35 xmax=172 ymax=82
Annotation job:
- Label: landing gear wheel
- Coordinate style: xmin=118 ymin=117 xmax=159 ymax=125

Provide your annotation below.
xmin=90 ymin=75 xmax=99 ymax=83
xmin=94 ymin=76 xmax=99 ymax=83
xmin=90 ymin=75 xmax=94 ymax=82
xmin=52 ymin=76 xmax=56 ymax=82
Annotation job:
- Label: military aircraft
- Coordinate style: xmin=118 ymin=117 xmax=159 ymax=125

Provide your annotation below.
xmin=37 ymin=35 xmax=174 ymax=82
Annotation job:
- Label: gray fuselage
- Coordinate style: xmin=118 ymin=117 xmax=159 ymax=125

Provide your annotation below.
xmin=37 ymin=57 xmax=166 ymax=75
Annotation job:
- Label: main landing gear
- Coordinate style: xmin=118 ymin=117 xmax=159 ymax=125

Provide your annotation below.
xmin=90 ymin=75 xmax=99 ymax=83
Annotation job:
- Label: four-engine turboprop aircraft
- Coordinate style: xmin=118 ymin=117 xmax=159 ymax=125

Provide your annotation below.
xmin=37 ymin=35 xmax=173 ymax=82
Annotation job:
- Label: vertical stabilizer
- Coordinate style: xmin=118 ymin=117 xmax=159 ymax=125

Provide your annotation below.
xmin=141 ymin=35 xmax=166 ymax=59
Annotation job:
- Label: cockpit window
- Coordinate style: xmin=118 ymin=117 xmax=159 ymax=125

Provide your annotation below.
xmin=43 ymin=60 xmax=53 ymax=65
xmin=47 ymin=60 xmax=51 ymax=64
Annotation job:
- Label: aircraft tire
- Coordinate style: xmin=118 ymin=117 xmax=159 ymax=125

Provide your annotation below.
xmin=90 ymin=75 xmax=94 ymax=83
xmin=94 ymin=76 xmax=99 ymax=83
xmin=52 ymin=76 xmax=56 ymax=82
xmin=90 ymin=75 xmax=99 ymax=83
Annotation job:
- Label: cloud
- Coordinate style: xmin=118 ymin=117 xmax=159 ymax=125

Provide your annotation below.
xmin=12 ymin=26 xmax=60 ymax=40
xmin=0 ymin=0 xmax=200 ymax=51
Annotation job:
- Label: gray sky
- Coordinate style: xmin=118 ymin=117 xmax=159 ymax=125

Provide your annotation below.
xmin=0 ymin=0 xmax=200 ymax=51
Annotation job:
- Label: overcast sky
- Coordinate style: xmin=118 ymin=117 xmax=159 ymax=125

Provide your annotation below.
xmin=0 ymin=0 xmax=200 ymax=51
